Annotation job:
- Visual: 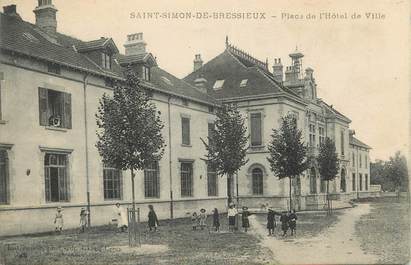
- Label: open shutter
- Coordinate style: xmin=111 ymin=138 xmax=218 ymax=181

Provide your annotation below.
xmin=250 ymin=113 xmax=262 ymax=146
xmin=63 ymin=92 xmax=72 ymax=129
xmin=38 ymin=87 xmax=48 ymax=126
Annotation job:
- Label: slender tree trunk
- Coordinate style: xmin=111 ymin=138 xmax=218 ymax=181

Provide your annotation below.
xmin=131 ymin=169 xmax=136 ymax=211
xmin=326 ymin=180 xmax=330 ymax=215
xmin=227 ymin=173 xmax=232 ymax=205
xmin=289 ymin=177 xmax=292 ymax=211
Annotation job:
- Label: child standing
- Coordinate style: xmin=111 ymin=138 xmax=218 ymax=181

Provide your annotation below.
xmin=148 ymin=204 xmax=160 ymax=232
xmin=212 ymin=208 xmax=220 ymax=232
xmin=289 ymin=210 xmax=297 ymax=236
xmin=79 ymin=207 xmax=88 ymax=233
xmin=227 ymin=203 xmax=238 ymax=232
xmin=54 ymin=207 xmax=63 ymax=233
xmin=199 ymin=208 xmax=207 ymax=230
xmin=191 ymin=212 xmax=198 ymax=230
xmin=266 ymin=208 xmax=276 ymax=236
xmin=241 ymin=206 xmax=253 ymax=232
xmin=280 ymin=211 xmax=289 ymax=237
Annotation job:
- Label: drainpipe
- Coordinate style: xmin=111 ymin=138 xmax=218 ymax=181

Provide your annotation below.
xmin=167 ymin=96 xmax=174 ymax=219
xmin=83 ymin=73 xmax=91 ymax=227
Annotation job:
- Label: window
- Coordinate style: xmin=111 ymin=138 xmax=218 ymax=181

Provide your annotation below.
xmin=240 ymin=79 xmax=248 ymax=87
xmin=143 ymin=66 xmax=151 ymax=81
xmin=103 ymin=167 xmax=122 ymax=200
xmin=180 ymin=162 xmax=193 ymax=197
xmin=181 ymin=117 xmax=191 ymax=145
xmin=340 ymin=169 xmax=346 ymax=192
xmin=38 ymin=88 xmax=72 ymax=129
xmin=365 ymin=156 xmax=368 ymax=169
xmin=352 ymin=173 xmax=356 ymax=191
xmin=365 ymin=174 xmax=368 ymax=190
xmin=101 ymin=53 xmax=111 ymax=69
xmin=252 ymin=168 xmax=263 ymax=195
xmin=359 ymin=174 xmax=363 ymax=191
xmin=144 ymin=161 xmax=160 ymax=198
xmin=0 ymin=72 xmax=3 ymax=120
xmin=319 ymin=127 xmax=325 ymax=145
xmin=309 ymin=124 xmax=316 ymax=147
xmin=309 ymin=168 xmax=317 ymax=194
xmin=250 ymin=112 xmax=262 ymax=146
xmin=213 ymin=80 xmax=225 ymax=90
xmin=340 ymin=130 xmax=345 ymax=156
xmin=320 ymin=179 xmax=326 ymax=193
xmin=47 ymin=63 xmax=61 ymax=75
xmin=352 ymin=153 xmax=355 ymax=167
xmin=44 ymin=153 xmax=69 ymax=202
xmin=359 ymin=154 xmax=362 ymax=168
xmin=207 ymin=163 xmax=218 ymax=196
xmin=0 ymin=149 xmax=9 ymax=204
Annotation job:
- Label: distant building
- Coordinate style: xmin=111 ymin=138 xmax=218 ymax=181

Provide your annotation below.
xmin=0 ymin=1 xmax=371 ymax=236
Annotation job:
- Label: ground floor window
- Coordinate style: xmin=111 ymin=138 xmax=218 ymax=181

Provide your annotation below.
xmin=365 ymin=174 xmax=368 ymax=191
xmin=144 ymin=161 xmax=160 ymax=198
xmin=0 ymin=149 xmax=9 ymax=204
xmin=181 ymin=162 xmax=193 ymax=197
xmin=309 ymin=168 xmax=317 ymax=194
xmin=103 ymin=166 xmax=122 ymax=200
xmin=252 ymin=168 xmax=263 ymax=195
xmin=359 ymin=174 xmax=363 ymax=191
xmin=352 ymin=173 xmax=356 ymax=191
xmin=340 ymin=169 xmax=346 ymax=192
xmin=45 ymin=153 xmax=69 ymax=202
xmin=207 ymin=164 xmax=218 ymax=196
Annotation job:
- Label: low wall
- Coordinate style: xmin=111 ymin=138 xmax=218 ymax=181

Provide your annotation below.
xmin=0 ymin=198 xmax=227 ymax=237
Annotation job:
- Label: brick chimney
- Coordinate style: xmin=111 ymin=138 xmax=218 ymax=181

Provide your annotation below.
xmin=193 ymin=54 xmax=203 ymax=72
xmin=3 ymin=5 xmax=21 ymax=19
xmin=285 ymin=66 xmax=298 ymax=83
xmin=272 ymin=58 xmax=283 ymax=83
xmin=33 ymin=0 xmax=58 ymax=35
xmin=124 ymin=33 xmax=147 ymax=56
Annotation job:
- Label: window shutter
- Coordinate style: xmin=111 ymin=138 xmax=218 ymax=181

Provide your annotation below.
xmin=250 ymin=113 xmax=262 ymax=146
xmin=38 ymin=87 xmax=48 ymax=126
xmin=63 ymin=92 xmax=72 ymax=129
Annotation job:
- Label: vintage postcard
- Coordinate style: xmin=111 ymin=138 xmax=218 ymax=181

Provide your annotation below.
xmin=0 ymin=0 xmax=409 ymax=264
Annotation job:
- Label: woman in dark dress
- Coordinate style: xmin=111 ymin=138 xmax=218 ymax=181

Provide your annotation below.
xmin=148 ymin=204 xmax=159 ymax=232
xmin=280 ymin=211 xmax=289 ymax=237
xmin=267 ymin=208 xmax=276 ymax=236
xmin=241 ymin=206 xmax=253 ymax=232
xmin=212 ymin=208 xmax=220 ymax=232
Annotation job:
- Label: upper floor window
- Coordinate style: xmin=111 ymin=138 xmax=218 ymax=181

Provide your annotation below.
xmin=143 ymin=66 xmax=151 ymax=81
xmin=250 ymin=112 xmax=262 ymax=146
xmin=181 ymin=117 xmax=191 ymax=145
xmin=144 ymin=161 xmax=160 ymax=198
xmin=213 ymin=80 xmax=225 ymax=90
xmin=365 ymin=155 xmax=368 ymax=168
xmin=103 ymin=166 xmax=122 ymax=200
xmin=359 ymin=154 xmax=362 ymax=168
xmin=0 ymin=149 xmax=9 ymax=204
xmin=319 ymin=126 xmax=325 ymax=145
xmin=352 ymin=153 xmax=355 ymax=167
xmin=44 ymin=153 xmax=69 ymax=202
xmin=340 ymin=130 xmax=345 ymax=156
xmin=47 ymin=63 xmax=61 ymax=75
xmin=38 ymin=87 xmax=72 ymax=129
xmin=309 ymin=124 xmax=316 ymax=147
xmin=102 ymin=53 xmax=111 ymax=69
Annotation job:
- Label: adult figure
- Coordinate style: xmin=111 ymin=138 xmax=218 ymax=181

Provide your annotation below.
xmin=114 ymin=202 xmax=128 ymax=232
xmin=227 ymin=203 xmax=238 ymax=232
xmin=266 ymin=207 xmax=276 ymax=236
xmin=280 ymin=211 xmax=289 ymax=237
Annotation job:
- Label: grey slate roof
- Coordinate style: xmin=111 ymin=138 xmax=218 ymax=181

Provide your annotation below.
xmin=350 ymin=136 xmax=371 ymax=149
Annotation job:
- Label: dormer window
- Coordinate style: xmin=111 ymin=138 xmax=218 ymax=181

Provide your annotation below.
xmin=240 ymin=79 xmax=248 ymax=87
xmin=102 ymin=53 xmax=111 ymax=69
xmin=213 ymin=80 xmax=225 ymax=90
xmin=143 ymin=66 xmax=151 ymax=81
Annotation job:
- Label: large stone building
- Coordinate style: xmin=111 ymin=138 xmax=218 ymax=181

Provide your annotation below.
xmin=0 ymin=1 xmax=371 ymax=236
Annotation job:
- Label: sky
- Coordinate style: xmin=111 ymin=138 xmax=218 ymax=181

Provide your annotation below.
xmin=3 ymin=0 xmax=409 ymax=161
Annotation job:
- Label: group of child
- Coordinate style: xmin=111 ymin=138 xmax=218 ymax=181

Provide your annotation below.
xmin=191 ymin=208 xmax=210 ymax=230
xmin=267 ymin=209 xmax=298 ymax=237
xmin=53 ymin=206 xmax=89 ymax=233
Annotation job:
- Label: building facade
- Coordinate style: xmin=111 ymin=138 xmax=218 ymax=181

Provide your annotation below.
xmin=0 ymin=1 xmax=371 ymax=236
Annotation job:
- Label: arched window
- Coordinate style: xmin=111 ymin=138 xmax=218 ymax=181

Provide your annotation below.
xmin=310 ymin=168 xmax=317 ymax=194
xmin=252 ymin=168 xmax=263 ymax=195
xmin=340 ymin=168 xmax=346 ymax=193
